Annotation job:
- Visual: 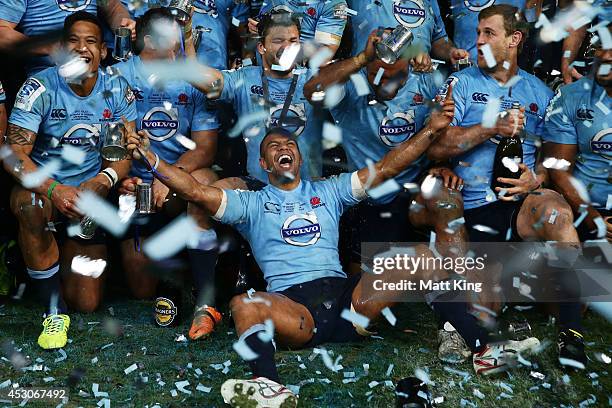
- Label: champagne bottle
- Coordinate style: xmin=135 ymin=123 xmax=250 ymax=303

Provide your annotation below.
xmin=491 ymin=102 xmax=523 ymax=192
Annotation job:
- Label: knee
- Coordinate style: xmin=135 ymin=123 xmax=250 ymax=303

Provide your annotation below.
xmin=10 ymin=190 xmax=46 ymax=225
xmin=191 ymin=168 xmax=219 ymax=186
xmin=542 ymin=200 xmax=574 ymax=228
xmin=229 ymin=293 xmax=263 ymax=319
xmin=66 ymin=291 xmax=101 ymax=313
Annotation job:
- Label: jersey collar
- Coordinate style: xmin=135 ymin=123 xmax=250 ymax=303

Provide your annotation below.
xmin=57 ymin=67 xmax=103 ymax=99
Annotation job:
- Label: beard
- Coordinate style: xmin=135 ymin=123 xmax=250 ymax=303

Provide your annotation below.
xmin=595 ymin=75 xmax=612 ymax=88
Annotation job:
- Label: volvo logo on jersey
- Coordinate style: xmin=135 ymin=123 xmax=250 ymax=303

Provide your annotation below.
xmin=591 ymin=128 xmax=612 ymax=160
xmin=59 ymin=123 xmax=102 ymax=148
xmin=56 ymin=0 xmax=92 ymax=12
xmin=393 ymin=0 xmax=426 ymax=28
xmin=268 ymin=103 xmax=306 ymax=136
xmin=141 ymin=107 xmax=180 ymax=141
xmin=463 ymin=0 xmax=495 ymax=12
xmin=379 ymin=111 xmax=416 ymax=147
xmin=281 ymin=211 xmax=321 ymax=247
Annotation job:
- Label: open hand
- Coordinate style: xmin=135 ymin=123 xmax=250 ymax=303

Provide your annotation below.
xmin=495 ymin=163 xmax=540 ymax=200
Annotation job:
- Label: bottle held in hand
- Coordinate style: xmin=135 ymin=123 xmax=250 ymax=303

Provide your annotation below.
xmin=491 ymin=102 xmax=523 ymax=192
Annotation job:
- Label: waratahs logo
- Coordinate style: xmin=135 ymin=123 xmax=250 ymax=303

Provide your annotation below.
xmin=393 ymin=0 xmax=426 ymax=28
xmin=59 ymin=123 xmax=102 ymax=149
xmin=591 ymin=128 xmax=612 ymax=160
xmin=194 ymin=0 xmax=218 ymax=17
xmin=379 ymin=111 xmax=417 ymax=146
xmin=462 ymin=0 xmax=495 ymax=12
xmin=281 ymin=212 xmax=321 ymax=247
xmin=268 ymin=103 xmax=306 ymax=136
xmin=56 ymin=0 xmax=92 ymax=12
xmin=141 ymin=107 xmax=180 ymax=141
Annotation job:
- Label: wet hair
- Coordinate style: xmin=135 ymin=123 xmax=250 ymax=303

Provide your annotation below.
xmin=257 ymin=10 xmax=301 ymax=40
xmin=62 ymin=11 xmax=104 ymax=42
xmin=478 ymin=4 xmax=529 ymax=52
xmin=135 ymin=7 xmax=177 ymax=54
xmin=259 ymin=127 xmax=298 ymax=157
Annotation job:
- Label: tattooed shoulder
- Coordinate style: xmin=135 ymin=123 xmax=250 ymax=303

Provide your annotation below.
xmin=7 ymin=124 xmax=36 ymax=146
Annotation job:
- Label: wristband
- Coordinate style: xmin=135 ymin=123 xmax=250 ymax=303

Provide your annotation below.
xmin=47 ymin=181 xmax=59 ymax=200
xmin=100 ymin=168 xmax=119 ymax=187
xmin=147 ymin=152 xmax=160 ymax=173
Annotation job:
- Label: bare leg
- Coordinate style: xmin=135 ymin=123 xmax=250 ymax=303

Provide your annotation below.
xmin=61 ymin=240 xmax=107 ymax=313
xmin=120 ymin=237 xmax=158 ymax=299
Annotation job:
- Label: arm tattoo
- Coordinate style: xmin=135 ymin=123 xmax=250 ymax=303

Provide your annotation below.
xmin=7 ymin=125 xmax=36 ymax=146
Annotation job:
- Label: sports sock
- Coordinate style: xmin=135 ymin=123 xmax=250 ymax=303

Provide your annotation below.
xmin=188 ymin=229 xmax=218 ymax=308
xmin=431 ymin=295 xmax=488 ymax=352
xmin=559 ymin=302 xmax=583 ymax=333
xmin=239 ymin=324 xmax=280 ymax=383
xmin=27 ymin=262 xmax=67 ymax=315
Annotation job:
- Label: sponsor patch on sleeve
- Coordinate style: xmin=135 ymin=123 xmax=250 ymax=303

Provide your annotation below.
xmin=125 ymin=84 xmax=135 ymax=104
xmin=333 ymin=3 xmax=348 ymax=19
xmin=14 ymin=78 xmax=46 ymax=112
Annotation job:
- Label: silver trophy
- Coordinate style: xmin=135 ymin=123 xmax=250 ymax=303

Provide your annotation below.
xmin=454 ymin=57 xmax=472 ymax=72
xmin=375 ymin=25 xmax=414 ymax=64
xmin=136 ymin=183 xmax=155 ymax=214
xmin=169 ymin=0 xmax=193 ymax=25
xmin=101 ymin=122 xmax=127 ymax=162
xmin=75 ymin=216 xmax=98 ymax=240
xmin=113 ymin=27 xmax=132 ymax=61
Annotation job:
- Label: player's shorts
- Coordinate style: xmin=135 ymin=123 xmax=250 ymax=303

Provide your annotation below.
xmin=277 ymin=273 xmax=363 ymax=347
xmin=52 ymin=213 xmax=107 ymax=246
xmin=464 ymin=199 xmax=523 ymax=242
xmin=122 ymin=195 xmax=187 ymax=240
xmin=576 ymin=208 xmax=612 ymax=241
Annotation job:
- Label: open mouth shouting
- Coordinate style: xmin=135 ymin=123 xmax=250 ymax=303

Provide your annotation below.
xmin=277 ymin=153 xmax=294 ymax=170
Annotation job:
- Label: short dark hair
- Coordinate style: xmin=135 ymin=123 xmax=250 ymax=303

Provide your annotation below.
xmin=259 ymin=127 xmax=297 ymax=157
xmin=478 ymin=4 xmax=529 ymax=52
xmin=62 ymin=11 xmax=104 ymax=42
xmin=257 ymin=10 xmax=301 ymax=40
xmin=135 ymin=7 xmax=177 ymax=54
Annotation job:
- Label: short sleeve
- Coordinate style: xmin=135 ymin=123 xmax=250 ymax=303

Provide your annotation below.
xmin=220 ymin=70 xmax=239 ymax=104
xmin=191 ymin=88 xmax=219 ymax=132
xmin=314 ymin=0 xmax=348 ymax=46
xmin=0 ymin=0 xmax=26 ymax=24
xmin=543 ymin=90 xmax=577 ymax=145
xmin=430 ymin=0 xmax=448 ymax=42
xmin=0 ymin=81 xmax=5 ymax=103
xmin=217 ymin=189 xmax=253 ymax=225
xmin=112 ymin=76 xmax=138 ymax=122
xmin=436 ymin=75 xmax=464 ymax=126
xmin=231 ymin=1 xmax=249 ymax=24
xmin=9 ymin=77 xmax=48 ymax=133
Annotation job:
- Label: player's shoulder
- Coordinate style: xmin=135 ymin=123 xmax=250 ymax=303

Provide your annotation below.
xmin=112 ymin=59 xmax=133 ymax=78
xmin=14 ymin=67 xmax=55 ymax=111
xmin=518 ymin=69 xmax=553 ymax=98
xmin=557 ymin=77 xmax=592 ymax=99
xmin=224 ymin=65 xmax=260 ymax=79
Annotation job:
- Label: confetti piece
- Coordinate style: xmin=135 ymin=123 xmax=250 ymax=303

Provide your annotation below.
xmin=340 ymin=308 xmax=370 ymax=328
xmin=443 ymin=366 xmax=470 ymax=379
xmin=76 ymin=191 xmax=129 ymax=237
xmin=228 ymin=110 xmax=268 ymax=138
xmin=473 ymin=389 xmax=485 ymax=399
xmin=314 ymin=348 xmax=343 ymax=372
xmin=170 ymin=389 xmax=178 ymax=397
xmin=277 ymin=43 xmax=301 ymax=71
xmin=143 ymin=215 xmax=200 ymax=260
xmin=54 ymin=349 xmax=67 ymax=363
xmin=350 ymin=74 xmax=370 ymax=96
xmin=386 ymin=364 xmax=394 ymax=376
xmin=568 ymin=176 xmax=591 ymax=203
xmin=91 ymin=357 xmax=98 ymax=364
xmin=420 ymin=174 xmax=439 ymax=199
xmin=175 ymin=380 xmax=191 ymax=394
xmin=21 ymin=159 xmax=61 ymax=189
xmin=196 ymin=383 xmax=212 ymax=393
xmin=231 ymin=16 xmax=240 ymax=26
xmin=415 ymin=368 xmax=430 ymax=385
xmin=542 ymin=157 xmax=571 ymax=170
xmin=481 ymin=97 xmax=501 ymax=128
xmin=124 ymin=363 xmax=138 ymax=374
xmin=176 ymin=134 xmax=196 ymax=150
xmin=322 ymin=122 xmax=343 ymax=147
xmin=367 ymin=178 xmax=401 ymax=199
xmin=594 ymin=216 xmax=607 ymax=238
xmin=472 ymin=224 xmax=498 ymax=234
xmin=324 ymin=84 xmax=344 ymax=108
xmin=559 ymin=357 xmax=585 ymax=370
xmin=606 ymin=194 xmax=612 ymax=210
xmin=257 ymin=319 xmax=274 ymax=343
xmin=61 ymin=145 xmax=86 ymax=165
xmin=381 ymin=307 xmax=396 ymax=326
xmin=100 ymin=342 xmax=114 ymax=350
xmin=92 ymin=383 xmax=108 ymax=398
xmin=480 ymin=44 xmax=497 ymax=68
xmin=373 ymin=68 xmax=385 ymax=86
xmin=71 ymin=256 xmax=106 ymax=279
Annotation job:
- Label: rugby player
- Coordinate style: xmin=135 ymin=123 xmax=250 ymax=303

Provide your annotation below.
xmin=3 ymin=11 xmax=137 ymax=349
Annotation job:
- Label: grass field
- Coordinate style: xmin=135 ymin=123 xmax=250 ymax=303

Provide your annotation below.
xmin=0 ymin=294 xmax=611 ymax=408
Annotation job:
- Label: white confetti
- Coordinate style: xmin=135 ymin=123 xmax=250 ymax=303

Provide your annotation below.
xmin=232 ymin=338 xmax=259 ymax=361
xmin=175 ymin=380 xmax=191 ymax=394
xmin=54 ymin=349 xmax=67 ymax=363
xmin=420 ymin=174 xmax=439 ymax=199
xmin=21 ymin=159 xmax=61 ymax=189
xmin=176 ymin=134 xmax=196 ymax=150
xmin=324 ymin=84 xmax=344 ymax=108
xmin=542 ymin=157 xmax=571 ymax=170
xmin=340 ymin=308 xmax=370 ymax=329
xmin=350 ymin=73 xmax=370 ymax=96
xmin=480 ymin=44 xmax=497 ymax=68
xmin=76 ymin=191 xmax=129 ymax=237
xmin=381 ymin=307 xmax=396 ymax=326
xmin=367 ymin=178 xmax=401 ymax=199
xmin=322 ymin=122 xmax=343 ymax=147
xmin=71 ymin=256 xmax=106 ymax=279
xmin=472 ymin=224 xmax=498 ymax=234
xmin=559 ymin=357 xmax=585 ymax=370
xmin=232 ymin=16 xmax=240 ymax=27
xmin=143 ymin=215 xmax=200 ymax=260
xmin=501 ymin=157 xmax=519 ymax=173
xmin=568 ymin=176 xmax=591 ymax=203
xmin=196 ymin=383 xmax=212 ymax=393
xmin=124 ymin=363 xmax=138 ymax=374
xmin=277 ymin=43 xmax=301 ymax=71
xmin=308 ymin=47 xmax=333 ymax=73
xmin=228 ymin=110 xmax=268 ymax=138
xmin=61 ymin=145 xmax=86 ymax=165
xmin=481 ymin=97 xmax=501 ymax=128
xmin=373 ymin=67 xmax=385 ymax=86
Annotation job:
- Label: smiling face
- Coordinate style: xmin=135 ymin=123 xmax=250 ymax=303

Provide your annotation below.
xmin=258 ymin=25 xmax=300 ymax=73
xmin=64 ymin=20 xmax=106 ymax=73
xmin=476 ymin=14 xmax=521 ymax=70
xmin=259 ymin=132 xmax=302 ymax=180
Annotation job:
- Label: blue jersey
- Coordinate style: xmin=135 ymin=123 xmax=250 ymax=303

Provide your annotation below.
xmin=450 ymin=0 xmax=526 ymax=61
xmin=193 ymin=0 xmax=249 ymax=70
xmin=440 ymin=67 xmax=553 ymax=209
xmin=259 ymin=0 xmax=348 ymax=47
xmin=0 ymin=80 xmax=5 ymax=103
xmin=9 ymin=67 xmax=137 ymax=186
xmin=593 ymin=0 xmax=612 ymax=23
xmin=216 ymin=172 xmax=365 ymax=292
xmin=115 ymin=56 xmax=219 ymax=182
xmin=220 ymin=66 xmax=322 ymax=182
xmin=0 ymin=0 xmax=98 ymax=73
xmin=348 ymin=0 xmax=448 ymax=57
xmin=330 ymin=71 xmax=438 ymax=203
xmin=543 ymin=78 xmax=612 ymax=210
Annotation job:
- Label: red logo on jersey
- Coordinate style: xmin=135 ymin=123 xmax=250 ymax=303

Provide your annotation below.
xmin=529 ymin=103 xmax=538 ymax=113
xmin=102 ymin=108 xmax=112 ymax=119
xmin=306 ymin=7 xmax=316 ymax=17
xmin=412 ymin=93 xmax=423 ymax=104
xmin=178 ymin=93 xmax=188 ymax=104
xmin=310 ymin=196 xmax=321 ymax=206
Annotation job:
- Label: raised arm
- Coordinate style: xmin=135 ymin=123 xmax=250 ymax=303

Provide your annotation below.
xmin=125 ymin=128 xmax=223 ymax=214
xmin=357 ymin=85 xmax=455 ymax=188
xmin=98 ymin=0 xmax=134 ymax=33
